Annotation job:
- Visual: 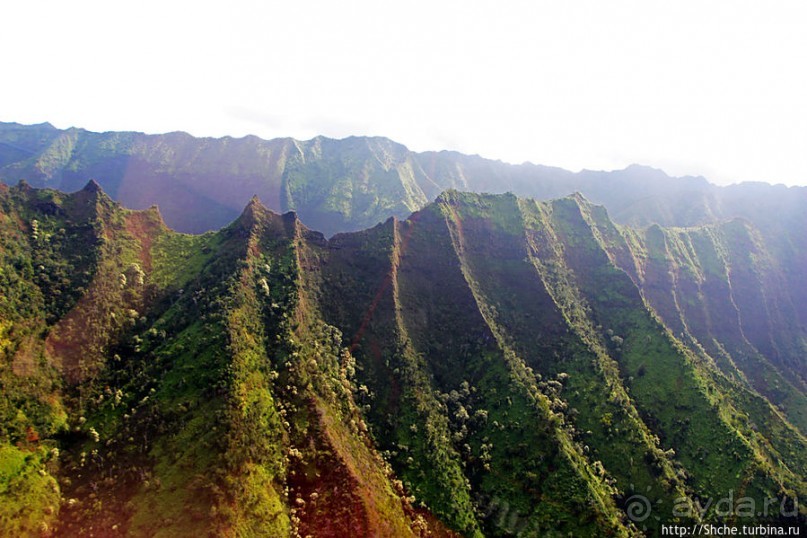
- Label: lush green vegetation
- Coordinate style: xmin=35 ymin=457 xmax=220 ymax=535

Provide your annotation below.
xmin=0 ymin=182 xmax=805 ymax=536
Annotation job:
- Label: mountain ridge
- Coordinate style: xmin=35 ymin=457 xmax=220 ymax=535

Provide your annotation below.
xmin=1 ymin=145 xmax=806 ymax=534
xmin=3 ymin=121 xmax=804 ymax=237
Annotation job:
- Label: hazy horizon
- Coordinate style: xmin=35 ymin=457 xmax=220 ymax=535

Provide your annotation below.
xmin=5 ymin=118 xmax=802 ymax=191
xmin=2 ymin=1 xmax=806 ymax=186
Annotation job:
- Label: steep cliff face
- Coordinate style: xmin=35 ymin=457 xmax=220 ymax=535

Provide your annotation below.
xmin=1 ymin=184 xmax=805 ymax=537
xmin=309 ymin=205 xmax=634 ymax=536
xmin=606 ymin=218 xmax=807 ymax=432
xmin=308 ymin=192 xmax=806 ymax=534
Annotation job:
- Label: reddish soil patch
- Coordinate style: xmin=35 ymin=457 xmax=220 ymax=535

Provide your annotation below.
xmin=124 ymin=210 xmax=162 ymax=273
xmin=291 ymin=399 xmax=371 ymax=537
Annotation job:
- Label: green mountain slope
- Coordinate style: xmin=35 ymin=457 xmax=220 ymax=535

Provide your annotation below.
xmin=0 ymin=183 xmax=438 ymax=537
xmin=1 ymin=183 xmax=804 ymax=536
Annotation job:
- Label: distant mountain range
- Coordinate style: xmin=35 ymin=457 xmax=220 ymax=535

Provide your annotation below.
xmin=2 ymin=121 xmax=804 ymax=235
xmin=1 ymin=122 xmax=805 ymax=536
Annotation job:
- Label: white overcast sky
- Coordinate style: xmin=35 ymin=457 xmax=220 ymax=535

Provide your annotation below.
xmin=2 ymin=0 xmax=806 ymax=186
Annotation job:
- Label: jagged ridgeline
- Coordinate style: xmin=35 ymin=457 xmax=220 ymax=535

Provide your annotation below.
xmin=0 ymin=183 xmax=805 ymax=537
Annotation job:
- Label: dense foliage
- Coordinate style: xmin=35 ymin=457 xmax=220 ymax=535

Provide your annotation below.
xmin=0 ymin=182 xmax=804 ymax=537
